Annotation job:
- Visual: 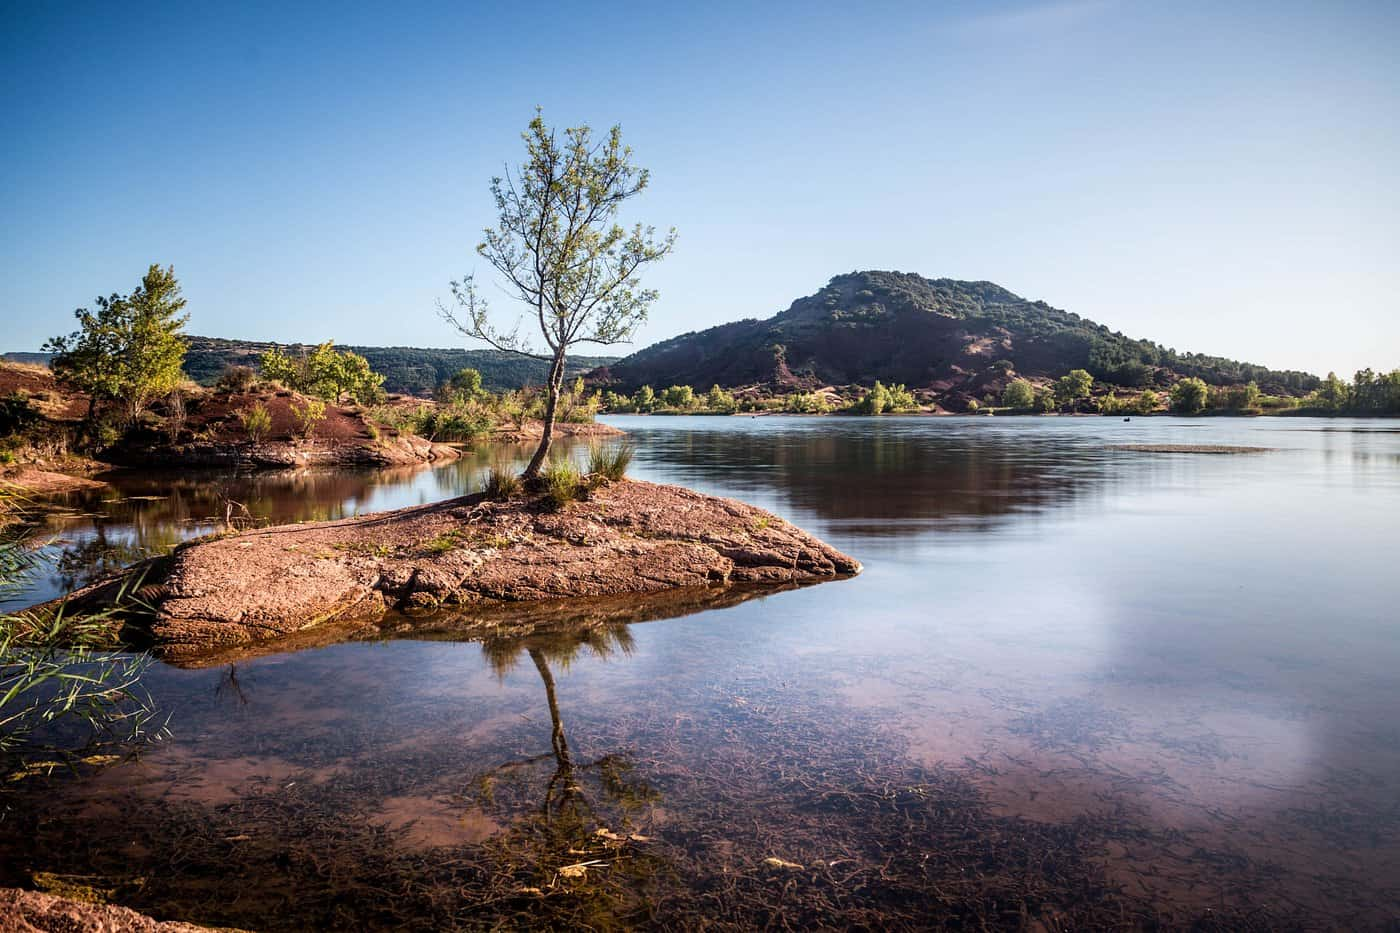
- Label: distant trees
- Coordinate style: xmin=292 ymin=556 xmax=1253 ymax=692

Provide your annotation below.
xmin=259 ymin=342 xmax=386 ymax=405
xmin=1054 ymin=369 xmax=1093 ymax=405
xmin=45 ymin=264 xmax=189 ymax=425
xmin=1170 ymin=377 xmax=1209 ymax=414
xmin=1218 ymin=381 xmax=1260 ymax=411
xmin=853 ymin=381 xmax=915 ymax=414
xmin=855 ymin=381 xmax=890 ymax=415
xmin=439 ymin=111 xmax=676 ymax=480
xmin=1001 ymin=379 xmax=1036 ymax=409
xmin=440 ymin=367 xmax=484 ymax=403
xmin=1302 ymin=368 xmax=1400 ymax=414
xmin=662 ymin=385 xmax=695 ymax=410
xmin=705 ymin=384 xmax=738 ymax=413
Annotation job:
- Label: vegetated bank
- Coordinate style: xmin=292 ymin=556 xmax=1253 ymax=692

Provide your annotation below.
xmin=589 ymin=270 xmax=1396 ymax=417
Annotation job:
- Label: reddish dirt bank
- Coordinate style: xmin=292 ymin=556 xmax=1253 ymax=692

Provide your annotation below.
xmin=53 ymin=480 xmax=859 ymax=658
xmin=0 ymin=468 xmax=108 ymax=495
xmin=0 ymin=888 xmax=217 ymax=932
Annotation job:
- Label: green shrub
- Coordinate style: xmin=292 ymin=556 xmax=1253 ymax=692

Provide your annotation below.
xmin=1170 ymin=377 xmax=1209 ymax=414
xmin=237 ymin=402 xmax=273 ymax=442
xmin=783 ymin=391 xmax=830 ymax=414
xmin=588 ymin=442 xmax=634 ymax=482
xmin=703 ymin=384 xmax=738 ymax=414
xmin=290 ymin=397 xmax=326 ymax=438
xmin=1132 ymin=390 xmax=1160 ymax=414
xmin=484 ymin=462 xmax=522 ymax=500
xmin=855 ymin=381 xmax=891 ymax=414
xmin=1001 ymin=379 xmax=1036 ymax=409
xmin=540 ymin=459 xmax=584 ymax=510
xmin=885 ymin=383 xmax=916 ymax=412
xmin=661 ymin=385 xmax=695 ymax=410
xmin=1055 ymin=369 xmax=1094 ymax=403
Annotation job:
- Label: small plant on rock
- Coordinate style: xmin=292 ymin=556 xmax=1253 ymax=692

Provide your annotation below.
xmin=587 ymin=442 xmax=634 ymax=483
xmin=290 ymin=397 xmax=327 ymax=438
xmin=540 ymin=458 xmax=584 ymax=510
xmin=238 ymin=401 xmax=273 ymax=443
xmin=484 ymin=461 xmax=522 ymax=500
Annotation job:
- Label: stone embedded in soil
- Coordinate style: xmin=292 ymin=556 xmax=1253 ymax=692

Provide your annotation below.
xmin=54 ymin=479 xmax=860 ymax=655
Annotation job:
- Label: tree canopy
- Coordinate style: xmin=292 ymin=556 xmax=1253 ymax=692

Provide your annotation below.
xmin=44 ymin=264 xmax=189 ymax=425
xmin=259 ymin=342 xmax=386 ymax=405
xmin=439 ymin=110 xmax=675 ymax=478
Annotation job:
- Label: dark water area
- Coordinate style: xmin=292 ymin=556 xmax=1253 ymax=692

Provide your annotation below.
xmin=3 ymin=416 xmax=1399 ymax=929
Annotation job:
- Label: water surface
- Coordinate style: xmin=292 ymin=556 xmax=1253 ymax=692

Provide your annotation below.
xmin=4 ymin=416 xmax=1398 ymax=929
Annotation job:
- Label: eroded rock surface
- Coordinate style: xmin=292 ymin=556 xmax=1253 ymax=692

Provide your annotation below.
xmin=58 ymin=480 xmax=859 ymax=656
xmin=0 ymin=887 xmax=219 ymax=932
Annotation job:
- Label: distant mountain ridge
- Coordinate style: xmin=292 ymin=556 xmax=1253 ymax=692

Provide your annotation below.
xmin=597 ymin=271 xmax=1319 ymax=396
xmin=7 ymin=339 xmax=619 ymax=396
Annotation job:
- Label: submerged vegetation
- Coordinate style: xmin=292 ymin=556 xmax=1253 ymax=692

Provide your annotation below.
xmin=0 ymin=487 xmax=164 ymax=780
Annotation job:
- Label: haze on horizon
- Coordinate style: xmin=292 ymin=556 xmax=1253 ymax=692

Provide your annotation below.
xmin=3 ymin=1 xmax=1397 ymax=378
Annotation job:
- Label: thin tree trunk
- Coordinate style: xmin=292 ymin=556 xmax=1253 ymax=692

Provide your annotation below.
xmin=529 ymin=648 xmax=572 ymax=770
xmin=523 ymin=350 xmax=567 ymax=480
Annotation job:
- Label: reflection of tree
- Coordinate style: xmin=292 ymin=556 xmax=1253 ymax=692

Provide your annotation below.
xmin=469 ymin=625 xmax=662 ymax=895
xmin=52 ymin=526 xmax=148 ymax=592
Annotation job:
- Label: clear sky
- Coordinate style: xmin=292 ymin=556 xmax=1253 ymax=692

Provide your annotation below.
xmin=3 ymin=0 xmax=1397 ymax=376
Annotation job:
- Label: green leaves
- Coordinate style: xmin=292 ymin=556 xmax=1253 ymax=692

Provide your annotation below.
xmin=44 ymin=264 xmax=189 ymax=425
xmin=440 ymin=111 xmax=675 ymax=357
xmin=258 ymin=342 xmax=386 ymax=405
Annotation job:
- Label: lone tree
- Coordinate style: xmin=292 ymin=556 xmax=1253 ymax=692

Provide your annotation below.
xmin=45 ymin=264 xmax=189 ymax=426
xmin=439 ymin=111 xmax=676 ymax=480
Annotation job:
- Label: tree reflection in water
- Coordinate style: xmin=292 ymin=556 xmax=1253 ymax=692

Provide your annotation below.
xmin=468 ymin=624 xmax=663 ymax=895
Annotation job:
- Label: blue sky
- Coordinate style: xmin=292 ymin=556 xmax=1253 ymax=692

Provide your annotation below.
xmin=3 ymin=0 xmax=1397 ymax=376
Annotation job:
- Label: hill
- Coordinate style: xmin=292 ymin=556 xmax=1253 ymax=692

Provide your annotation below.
xmin=8 ymin=340 xmax=618 ymax=396
xmin=596 ymin=271 xmax=1319 ymax=396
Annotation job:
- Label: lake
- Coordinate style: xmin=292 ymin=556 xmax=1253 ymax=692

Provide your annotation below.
xmin=4 ymin=415 xmax=1399 ymax=929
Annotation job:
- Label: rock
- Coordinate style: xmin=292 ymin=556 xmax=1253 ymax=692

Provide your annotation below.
xmin=0 ymin=469 xmax=108 ymax=495
xmin=46 ymin=480 xmax=859 ymax=658
xmin=0 ymin=887 xmax=222 ymax=932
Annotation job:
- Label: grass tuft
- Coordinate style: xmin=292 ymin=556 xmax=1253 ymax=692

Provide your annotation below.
xmin=587 ymin=442 xmax=634 ymax=483
xmin=483 ymin=461 xmax=522 ymax=500
xmin=540 ymin=458 xmax=584 ymax=510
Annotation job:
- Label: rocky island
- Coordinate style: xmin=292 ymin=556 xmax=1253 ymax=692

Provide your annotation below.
xmin=51 ymin=478 xmax=860 ymax=660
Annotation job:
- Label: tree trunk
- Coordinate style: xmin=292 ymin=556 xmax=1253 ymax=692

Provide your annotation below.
xmin=522 ymin=350 xmax=567 ymax=481
xmin=529 ymin=648 xmax=572 ymax=770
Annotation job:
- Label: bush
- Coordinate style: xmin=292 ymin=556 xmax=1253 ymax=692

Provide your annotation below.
xmin=1001 ymin=379 xmax=1036 ymax=409
xmin=484 ymin=461 xmax=522 ymax=500
xmin=661 ymin=385 xmax=695 ymax=410
xmin=217 ymin=365 xmax=257 ymax=393
xmin=238 ymin=401 xmax=273 ymax=442
xmin=0 ymin=393 xmax=40 ymax=437
xmin=1169 ymin=377 xmax=1209 ymax=414
xmin=703 ymin=384 xmax=738 ymax=414
xmin=539 ymin=458 xmax=584 ymax=510
xmin=290 ymin=397 xmax=327 ymax=438
xmin=784 ymin=391 xmax=830 ymax=414
xmin=588 ymin=442 xmax=634 ymax=482
xmin=855 ymin=381 xmax=891 ymax=414
xmin=1055 ymin=369 xmax=1094 ymax=403
xmin=885 ymin=383 xmax=916 ymax=411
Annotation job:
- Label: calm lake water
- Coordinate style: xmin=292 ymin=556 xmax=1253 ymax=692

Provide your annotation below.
xmin=3 ymin=416 xmax=1399 ymax=929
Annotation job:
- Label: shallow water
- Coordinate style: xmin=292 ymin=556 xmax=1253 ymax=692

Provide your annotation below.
xmin=4 ymin=416 xmax=1399 ymax=929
